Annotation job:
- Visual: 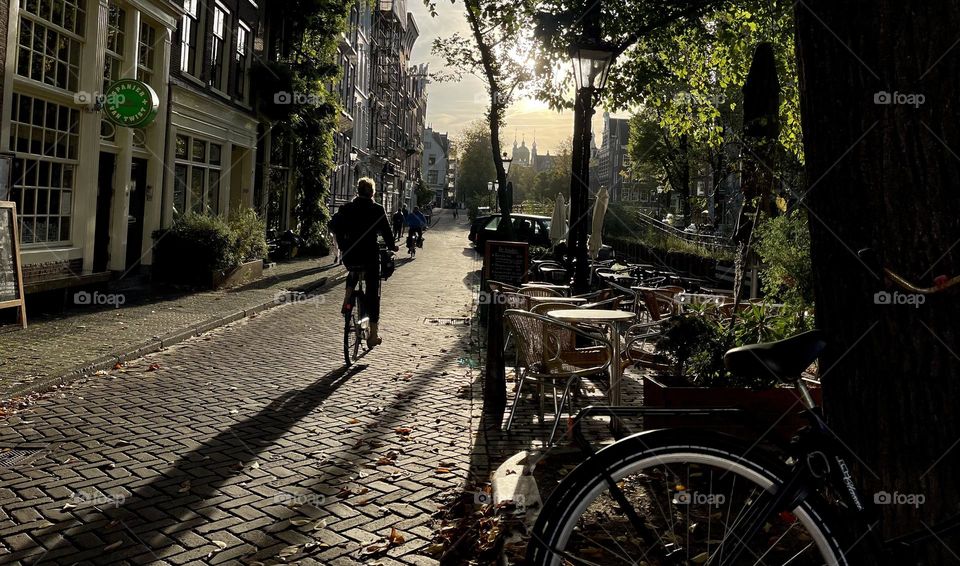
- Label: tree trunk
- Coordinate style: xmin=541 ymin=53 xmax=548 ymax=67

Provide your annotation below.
xmin=678 ymin=133 xmax=691 ymax=221
xmin=795 ymin=1 xmax=960 ymax=560
xmin=464 ymin=0 xmax=512 ymax=238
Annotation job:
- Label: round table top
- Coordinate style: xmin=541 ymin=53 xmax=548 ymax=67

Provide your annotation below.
xmin=548 ymin=309 xmax=636 ymax=322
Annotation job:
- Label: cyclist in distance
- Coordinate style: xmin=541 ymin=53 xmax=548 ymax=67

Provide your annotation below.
xmin=330 ymin=177 xmax=398 ymax=348
xmin=405 ymin=206 xmax=427 ymax=250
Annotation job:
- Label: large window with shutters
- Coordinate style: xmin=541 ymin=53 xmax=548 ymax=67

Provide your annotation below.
xmin=8 ymin=93 xmax=80 ymax=245
xmin=173 ymin=134 xmax=222 ymax=216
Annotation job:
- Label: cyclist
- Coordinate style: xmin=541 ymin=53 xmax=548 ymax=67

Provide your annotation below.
xmin=405 ymin=206 xmax=427 ymax=251
xmin=330 ymin=177 xmax=398 ymax=348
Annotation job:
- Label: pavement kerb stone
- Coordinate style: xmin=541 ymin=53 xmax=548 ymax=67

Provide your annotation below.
xmin=2 ymin=275 xmax=332 ymax=401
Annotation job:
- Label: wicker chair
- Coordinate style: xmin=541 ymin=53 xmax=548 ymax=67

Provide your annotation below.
xmin=519 ymin=285 xmax=565 ymax=298
xmin=503 ymin=310 xmax=612 ymax=445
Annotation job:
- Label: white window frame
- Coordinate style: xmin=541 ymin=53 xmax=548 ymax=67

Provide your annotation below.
xmin=209 ymin=2 xmax=230 ymax=93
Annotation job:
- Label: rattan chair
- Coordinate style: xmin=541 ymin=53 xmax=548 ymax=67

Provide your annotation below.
xmin=503 ymin=309 xmax=613 ymax=445
xmin=519 ymin=285 xmax=565 ymax=298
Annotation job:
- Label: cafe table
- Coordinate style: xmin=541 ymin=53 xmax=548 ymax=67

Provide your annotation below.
xmin=526 ymin=295 xmax=586 ymax=307
xmin=546 ymin=308 xmax=636 ymax=433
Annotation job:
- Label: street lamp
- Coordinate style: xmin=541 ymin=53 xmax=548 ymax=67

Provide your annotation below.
xmin=502 ymin=152 xmax=513 ymax=175
xmin=567 ymin=36 xmax=615 ymax=292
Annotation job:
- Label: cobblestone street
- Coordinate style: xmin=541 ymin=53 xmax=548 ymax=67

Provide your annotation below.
xmin=0 ymin=212 xmax=490 ymax=565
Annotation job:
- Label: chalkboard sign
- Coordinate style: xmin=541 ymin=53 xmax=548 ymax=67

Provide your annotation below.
xmin=484 ymin=240 xmax=529 ymax=287
xmin=0 ymin=201 xmax=27 ymax=328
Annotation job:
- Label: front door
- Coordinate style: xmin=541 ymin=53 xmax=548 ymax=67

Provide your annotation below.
xmin=93 ymin=153 xmax=115 ymax=273
xmin=124 ymin=158 xmax=148 ymax=274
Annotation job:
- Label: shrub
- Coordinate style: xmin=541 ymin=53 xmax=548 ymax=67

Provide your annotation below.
xmin=755 ymin=210 xmax=814 ymax=308
xmin=153 ymin=213 xmax=238 ymax=284
xmin=230 ymin=208 xmax=268 ymax=263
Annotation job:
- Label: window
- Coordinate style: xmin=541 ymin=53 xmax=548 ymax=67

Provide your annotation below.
xmin=138 ymin=21 xmax=157 ymax=84
xmin=8 ymin=93 xmax=80 ymax=245
xmin=210 ymin=4 xmax=229 ymax=90
xmin=427 ymin=170 xmax=438 ymax=184
xmin=173 ymin=134 xmax=222 ymax=215
xmin=16 ymin=0 xmax=86 ymax=91
xmin=428 ymin=156 xmax=436 ymax=166
xmin=101 ymin=2 xmax=126 ymax=142
xmin=234 ymin=22 xmax=251 ymax=99
xmin=180 ymin=0 xmax=199 ymax=75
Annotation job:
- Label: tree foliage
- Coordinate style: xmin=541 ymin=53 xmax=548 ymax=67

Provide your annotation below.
xmin=255 ymin=0 xmax=353 ymax=250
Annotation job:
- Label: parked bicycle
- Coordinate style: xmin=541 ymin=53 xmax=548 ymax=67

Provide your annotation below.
xmin=526 ymin=249 xmax=960 ymax=565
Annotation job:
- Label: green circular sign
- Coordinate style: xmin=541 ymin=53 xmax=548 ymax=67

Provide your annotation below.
xmin=103 ymin=79 xmax=160 ymax=128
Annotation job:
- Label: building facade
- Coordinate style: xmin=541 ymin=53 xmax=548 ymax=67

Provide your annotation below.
xmin=595 ymin=112 xmax=630 ymax=202
xmin=2 ymin=0 xmax=184 ymax=288
xmin=421 ymin=127 xmax=449 ymax=206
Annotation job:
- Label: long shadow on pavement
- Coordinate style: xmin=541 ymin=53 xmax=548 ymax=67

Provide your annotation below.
xmin=22 ymin=363 xmax=366 ymax=565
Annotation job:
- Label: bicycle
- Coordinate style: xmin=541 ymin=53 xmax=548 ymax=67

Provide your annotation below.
xmin=342 ymin=248 xmax=395 ymax=366
xmin=526 ymin=249 xmax=960 ymax=566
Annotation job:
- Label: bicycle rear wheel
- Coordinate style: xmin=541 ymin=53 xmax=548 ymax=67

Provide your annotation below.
xmin=343 ymin=289 xmax=367 ymax=366
xmin=527 ymin=429 xmax=849 ymax=566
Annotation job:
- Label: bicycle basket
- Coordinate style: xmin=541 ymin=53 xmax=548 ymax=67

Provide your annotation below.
xmin=380 ymin=251 xmax=396 ymax=280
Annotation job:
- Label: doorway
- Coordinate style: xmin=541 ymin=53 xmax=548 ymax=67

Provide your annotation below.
xmin=124 ymin=158 xmax=148 ymax=274
xmin=94 ymin=153 xmax=115 ymax=273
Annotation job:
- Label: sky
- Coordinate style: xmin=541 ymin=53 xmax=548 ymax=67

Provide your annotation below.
xmin=407 ymin=0 xmax=627 ymax=155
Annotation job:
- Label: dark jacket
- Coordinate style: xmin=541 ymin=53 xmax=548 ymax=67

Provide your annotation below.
xmin=392 ymin=210 xmax=404 ymax=225
xmin=330 ymin=197 xmax=395 ymax=268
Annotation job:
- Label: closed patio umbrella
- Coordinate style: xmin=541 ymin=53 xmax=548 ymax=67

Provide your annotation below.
xmin=589 ymin=187 xmax=609 ymax=259
xmin=550 ymin=193 xmax=567 ymax=244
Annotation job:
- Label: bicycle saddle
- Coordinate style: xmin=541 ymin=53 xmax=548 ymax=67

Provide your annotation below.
xmin=724 ymin=330 xmax=826 ymax=382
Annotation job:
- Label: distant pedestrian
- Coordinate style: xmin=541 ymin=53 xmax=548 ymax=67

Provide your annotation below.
xmin=453 ymin=207 xmax=458 ymax=219
xmin=392 ymin=208 xmax=405 ymax=239
xmin=330 ymin=230 xmax=340 ymax=265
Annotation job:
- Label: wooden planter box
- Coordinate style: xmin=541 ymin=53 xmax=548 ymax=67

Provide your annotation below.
xmin=212 ymin=259 xmax=263 ymax=289
xmin=643 ymin=375 xmax=822 ymax=442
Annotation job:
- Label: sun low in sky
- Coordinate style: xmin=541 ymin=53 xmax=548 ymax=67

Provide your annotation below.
xmin=409 ymin=0 xmax=625 ymax=153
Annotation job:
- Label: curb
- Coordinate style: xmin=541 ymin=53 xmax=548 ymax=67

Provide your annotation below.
xmin=2 ymin=275 xmax=334 ymax=401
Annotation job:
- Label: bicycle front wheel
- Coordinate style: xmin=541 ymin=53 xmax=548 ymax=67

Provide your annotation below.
xmin=527 ymin=429 xmax=849 ymax=566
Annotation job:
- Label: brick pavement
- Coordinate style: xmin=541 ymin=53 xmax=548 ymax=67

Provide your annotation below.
xmin=0 ymin=210 xmax=489 ymax=565
xmin=0 ymin=256 xmax=343 ymax=398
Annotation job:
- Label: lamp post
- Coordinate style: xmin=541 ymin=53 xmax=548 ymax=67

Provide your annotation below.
xmin=567 ymin=37 xmax=614 ymax=292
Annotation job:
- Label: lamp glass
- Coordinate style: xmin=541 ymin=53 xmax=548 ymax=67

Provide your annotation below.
xmin=570 ymin=43 xmax=615 ymax=90
xmin=501 ymin=152 xmax=513 ymax=175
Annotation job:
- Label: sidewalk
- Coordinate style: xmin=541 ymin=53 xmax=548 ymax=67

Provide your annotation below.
xmin=0 ymin=258 xmax=342 ymax=400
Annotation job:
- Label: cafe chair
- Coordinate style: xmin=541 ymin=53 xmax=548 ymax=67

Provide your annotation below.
xmin=519 ymin=285 xmax=564 ymax=298
xmin=503 ymin=310 xmax=613 ymax=446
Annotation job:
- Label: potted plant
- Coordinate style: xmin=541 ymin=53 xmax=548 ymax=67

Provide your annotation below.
xmin=644 ymin=303 xmax=820 ymax=442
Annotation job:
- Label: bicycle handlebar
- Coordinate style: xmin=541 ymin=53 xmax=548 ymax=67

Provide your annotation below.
xmin=859 ymin=248 xmax=960 ymax=294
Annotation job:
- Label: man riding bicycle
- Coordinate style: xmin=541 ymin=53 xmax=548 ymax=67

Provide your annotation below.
xmin=405 ymin=206 xmax=427 ymax=251
xmin=330 ymin=177 xmax=398 ymax=348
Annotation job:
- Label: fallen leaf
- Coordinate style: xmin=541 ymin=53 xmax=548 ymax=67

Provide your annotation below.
xmin=113 ymin=362 xmax=124 ymax=370
xmin=61 ymin=502 xmax=77 ymax=511
xmin=278 ymin=544 xmax=301 ymax=558
xmin=147 ymin=363 xmax=161 ymax=372
xmin=212 ymin=540 xmax=228 ymax=550
xmin=394 ymin=427 xmax=413 ymax=435
xmin=387 ymin=527 xmax=405 ymax=545
xmin=104 ymin=540 xmax=123 ymax=551
xmin=348 ymin=418 xmax=360 ymax=424
xmin=178 ymin=480 xmax=191 ymax=493
xmin=289 ymin=518 xmax=312 ymax=526
xmin=312 ymin=518 xmax=328 ymax=530
xmin=436 ymin=467 xmax=452 ymax=474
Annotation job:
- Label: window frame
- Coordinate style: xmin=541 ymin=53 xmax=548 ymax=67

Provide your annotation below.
xmin=209 ymin=2 xmax=231 ymax=92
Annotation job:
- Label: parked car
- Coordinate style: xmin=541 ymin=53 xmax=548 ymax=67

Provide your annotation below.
xmin=469 ymin=214 xmax=553 ymax=250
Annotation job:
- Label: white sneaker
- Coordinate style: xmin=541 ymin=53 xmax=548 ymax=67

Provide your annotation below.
xmin=367 ymin=323 xmax=382 ymax=349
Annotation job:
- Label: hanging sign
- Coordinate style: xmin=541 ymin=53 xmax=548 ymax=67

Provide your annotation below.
xmin=102 ymin=79 xmax=160 ymax=128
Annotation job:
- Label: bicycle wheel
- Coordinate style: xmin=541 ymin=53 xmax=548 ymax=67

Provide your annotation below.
xmin=527 ymin=429 xmax=849 ymax=566
xmin=343 ymin=290 xmax=366 ymax=365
